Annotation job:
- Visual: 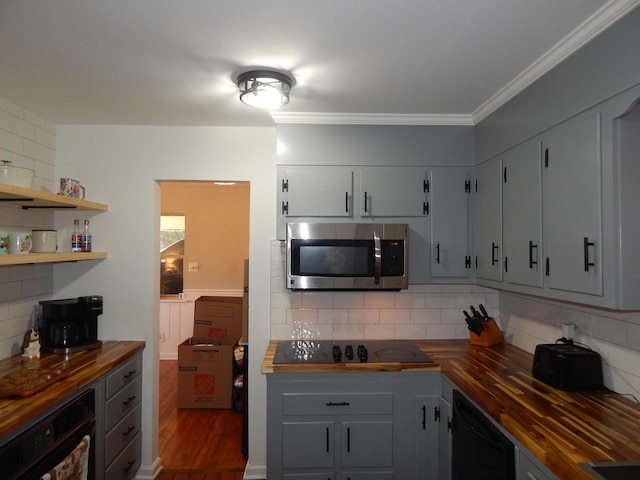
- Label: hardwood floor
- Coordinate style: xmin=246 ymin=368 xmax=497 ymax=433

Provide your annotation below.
xmin=157 ymin=360 xmax=247 ymax=480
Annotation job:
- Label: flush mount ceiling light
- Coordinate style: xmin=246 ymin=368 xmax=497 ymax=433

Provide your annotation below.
xmin=236 ymin=69 xmax=294 ymax=109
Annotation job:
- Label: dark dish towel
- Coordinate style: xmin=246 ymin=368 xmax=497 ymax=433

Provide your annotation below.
xmin=39 ymin=435 xmax=91 ymax=480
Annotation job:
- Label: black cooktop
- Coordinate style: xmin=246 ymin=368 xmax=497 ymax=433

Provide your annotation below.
xmin=273 ymin=339 xmax=433 ymax=364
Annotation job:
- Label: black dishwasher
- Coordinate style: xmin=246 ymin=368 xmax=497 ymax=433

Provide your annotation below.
xmin=451 ymin=390 xmax=515 ymax=480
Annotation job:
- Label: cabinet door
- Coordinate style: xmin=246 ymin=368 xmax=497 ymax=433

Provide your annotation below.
xmin=437 ymin=396 xmax=452 ymax=480
xmin=341 ymin=421 xmax=393 ymax=468
xmin=542 ymin=111 xmax=602 ymax=296
xmin=475 ymin=158 xmax=502 ymax=281
xmin=281 ymin=167 xmax=353 ymax=217
xmin=359 ymin=167 xmax=427 ymax=217
xmin=415 ymin=395 xmax=440 ymax=480
xmin=430 ymin=167 xmax=472 ymax=278
xmin=282 ymin=422 xmax=335 ymax=469
xmin=503 ymin=139 xmax=543 ymax=288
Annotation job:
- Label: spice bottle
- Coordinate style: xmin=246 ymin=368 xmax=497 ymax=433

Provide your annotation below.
xmin=72 ymin=219 xmax=82 ymax=252
xmin=81 ymin=219 xmax=92 ymax=252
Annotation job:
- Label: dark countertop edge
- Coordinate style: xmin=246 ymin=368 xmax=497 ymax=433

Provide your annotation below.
xmin=0 ymin=340 xmax=145 ymax=440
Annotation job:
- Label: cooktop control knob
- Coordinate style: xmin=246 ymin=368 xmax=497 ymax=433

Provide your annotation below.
xmin=357 ymin=344 xmax=368 ymax=362
xmin=344 ymin=344 xmax=354 ymax=360
xmin=332 ymin=345 xmax=342 ymax=362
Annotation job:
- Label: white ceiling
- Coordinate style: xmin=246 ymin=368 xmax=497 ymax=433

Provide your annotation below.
xmin=1 ymin=0 xmax=638 ymax=127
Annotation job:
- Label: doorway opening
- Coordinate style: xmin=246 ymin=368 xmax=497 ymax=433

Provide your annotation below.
xmin=157 ymin=180 xmax=250 ymax=476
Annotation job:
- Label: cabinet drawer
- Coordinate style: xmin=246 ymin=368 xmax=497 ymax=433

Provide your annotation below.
xmin=106 ymin=379 xmax=142 ymax=431
xmin=518 ymin=450 xmax=558 ymax=480
xmin=105 ymin=431 xmax=141 ymax=480
xmin=283 ymin=392 xmax=392 ymax=416
xmin=106 ymin=355 xmax=142 ymax=398
xmin=105 ymin=405 xmax=142 ymax=466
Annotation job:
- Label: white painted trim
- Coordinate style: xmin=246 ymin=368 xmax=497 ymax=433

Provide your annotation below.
xmin=472 ymin=0 xmax=640 ymax=124
xmin=271 ymin=112 xmax=474 ymax=126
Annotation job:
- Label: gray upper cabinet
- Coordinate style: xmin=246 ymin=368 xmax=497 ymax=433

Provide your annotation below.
xmin=542 ymin=109 xmax=603 ymax=296
xmin=429 ymin=167 xmax=472 ymax=279
xmin=475 ymin=158 xmax=502 ymax=282
xmin=359 ymin=167 xmax=427 ymax=217
xmin=503 ymin=139 xmax=543 ymax=288
xmin=280 ymin=166 xmax=353 ymax=218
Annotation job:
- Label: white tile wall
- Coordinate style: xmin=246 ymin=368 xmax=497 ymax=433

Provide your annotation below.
xmin=270 ymin=240 xmax=500 ymax=342
xmin=0 ymin=96 xmax=56 ymax=357
xmin=500 ymin=292 xmax=640 ymax=398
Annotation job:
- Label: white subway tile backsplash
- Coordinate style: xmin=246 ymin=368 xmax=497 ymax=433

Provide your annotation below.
xmin=363 ymin=292 xmax=396 ymax=308
xmin=348 ymin=309 xmax=380 ymax=325
xmin=364 ymin=324 xmax=395 ymax=339
xmin=395 ymin=293 xmax=426 ymax=309
xmin=334 ymin=292 xmax=364 ymax=308
xmin=395 ymin=324 xmax=426 ymax=339
xmin=302 ymin=292 xmax=334 ymax=308
xmin=11 ymin=116 xmax=35 ymax=141
xmin=380 ymin=308 xmax=410 ymax=324
xmin=318 ymin=309 xmax=349 ymax=325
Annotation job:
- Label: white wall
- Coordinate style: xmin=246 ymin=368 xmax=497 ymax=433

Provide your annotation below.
xmin=55 ymin=125 xmax=276 ymax=479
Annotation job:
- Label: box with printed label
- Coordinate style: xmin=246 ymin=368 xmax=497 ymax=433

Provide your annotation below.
xmin=193 ymin=296 xmax=243 ymax=344
xmin=177 ymin=338 xmax=233 ymax=409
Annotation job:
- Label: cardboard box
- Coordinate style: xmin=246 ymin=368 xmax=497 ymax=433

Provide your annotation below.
xmin=177 ymin=338 xmax=233 ymax=409
xmin=193 ymin=296 xmax=243 ymax=344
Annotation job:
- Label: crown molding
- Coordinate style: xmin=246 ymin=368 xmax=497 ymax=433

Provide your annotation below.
xmin=270 ymin=112 xmax=474 ymax=126
xmin=471 ymin=0 xmax=640 ymax=124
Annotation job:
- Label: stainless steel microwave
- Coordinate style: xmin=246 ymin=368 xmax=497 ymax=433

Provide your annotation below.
xmin=286 ymin=222 xmax=408 ymax=290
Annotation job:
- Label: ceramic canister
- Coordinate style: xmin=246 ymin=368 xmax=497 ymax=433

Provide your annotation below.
xmin=0 ymin=232 xmax=9 ymax=254
xmin=32 ymin=230 xmax=58 ymax=253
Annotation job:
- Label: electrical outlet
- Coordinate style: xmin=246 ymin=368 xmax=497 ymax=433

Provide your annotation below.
xmin=188 ymin=262 xmax=199 ymax=272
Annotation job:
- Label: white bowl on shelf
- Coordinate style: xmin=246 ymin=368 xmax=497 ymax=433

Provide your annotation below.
xmin=0 ymin=160 xmax=35 ymax=188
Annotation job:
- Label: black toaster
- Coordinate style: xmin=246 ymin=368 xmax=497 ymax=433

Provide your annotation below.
xmin=532 ymin=343 xmax=603 ymax=391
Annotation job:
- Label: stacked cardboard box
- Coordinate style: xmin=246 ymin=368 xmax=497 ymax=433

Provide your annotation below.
xmin=177 ymin=296 xmax=243 ymax=409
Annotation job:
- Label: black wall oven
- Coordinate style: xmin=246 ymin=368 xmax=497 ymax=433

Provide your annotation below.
xmin=0 ymin=388 xmax=95 ymax=480
xmin=286 ymin=222 xmax=408 ymax=290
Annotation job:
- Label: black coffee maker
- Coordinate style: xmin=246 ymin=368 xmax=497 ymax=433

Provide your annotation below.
xmin=39 ymin=295 xmax=103 ymax=354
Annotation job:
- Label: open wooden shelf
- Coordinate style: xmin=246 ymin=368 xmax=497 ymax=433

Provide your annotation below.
xmin=0 ymin=252 xmax=107 ymax=266
xmin=0 ymin=183 xmax=108 ymax=211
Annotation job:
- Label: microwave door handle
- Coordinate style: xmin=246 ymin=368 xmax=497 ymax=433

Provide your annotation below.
xmin=373 ymin=230 xmax=381 ymax=285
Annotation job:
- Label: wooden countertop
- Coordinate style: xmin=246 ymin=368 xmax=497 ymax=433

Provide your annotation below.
xmin=0 ymin=341 xmax=145 ymax=440
xmin=262 ymin=339 xmax=640 ymax=479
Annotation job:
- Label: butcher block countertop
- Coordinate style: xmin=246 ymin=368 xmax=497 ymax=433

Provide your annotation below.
xmin=0 ymin=341 xmax=145 ymax=440
xmin=262 ymin=339 xmax=640 ymax=479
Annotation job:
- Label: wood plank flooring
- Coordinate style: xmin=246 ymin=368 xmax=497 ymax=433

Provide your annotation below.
xmin=157 ymin=360 xmax=247 ymax=480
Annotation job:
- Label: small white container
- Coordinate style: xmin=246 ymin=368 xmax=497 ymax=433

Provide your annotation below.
xmin=32 ymin=230 xmax=58 ymax=253
xmin=0 ymin=160 xmax=35 ymax=188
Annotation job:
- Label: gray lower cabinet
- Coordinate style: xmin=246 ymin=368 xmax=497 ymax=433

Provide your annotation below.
xmin=516 ymin=447 xmax=559 ymax=480
xmin=267 ymin=372 xmax=440 ymax=479
xmin=101 ymin=353 xmax=143 ymax=480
